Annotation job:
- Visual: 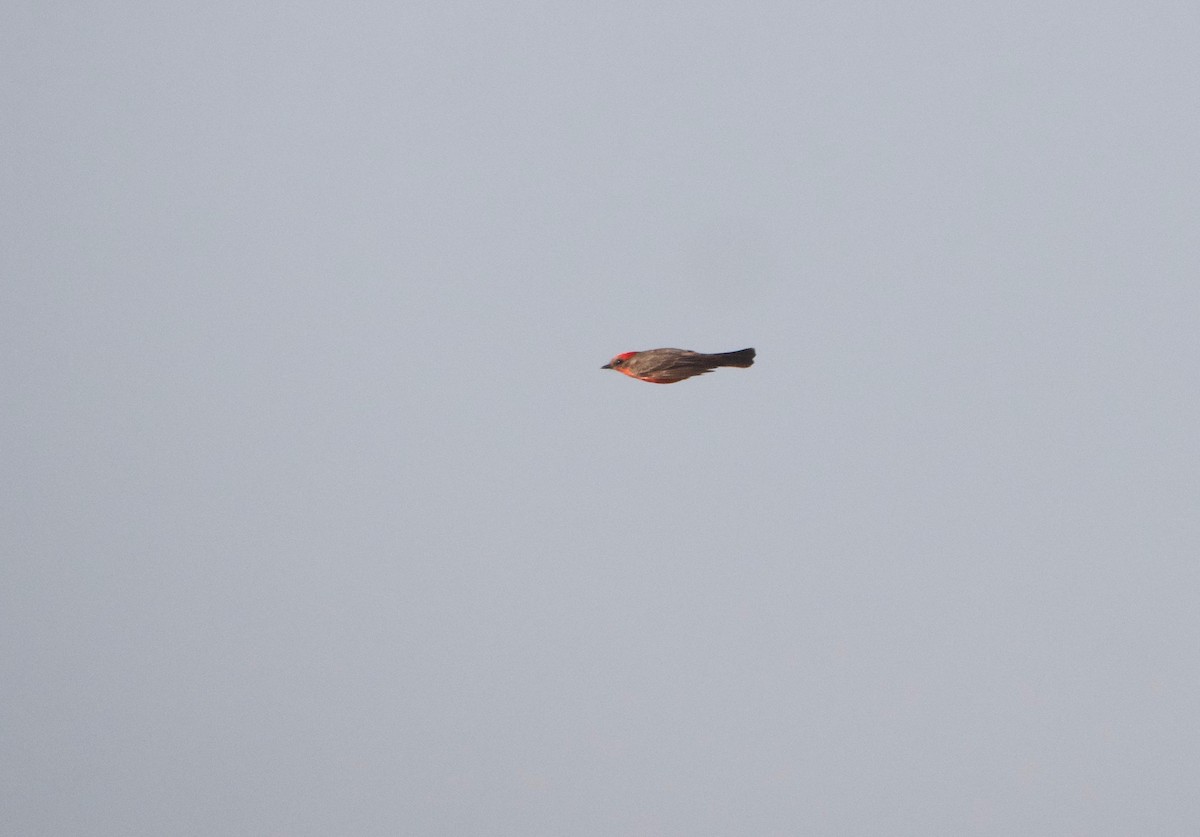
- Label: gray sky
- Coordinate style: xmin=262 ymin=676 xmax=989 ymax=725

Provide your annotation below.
xmin=4 ymin=3 xmax=1199 ymax=835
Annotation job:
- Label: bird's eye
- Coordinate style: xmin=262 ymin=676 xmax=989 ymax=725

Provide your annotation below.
xmin=612 ymin=358 xmax=623 ymax=366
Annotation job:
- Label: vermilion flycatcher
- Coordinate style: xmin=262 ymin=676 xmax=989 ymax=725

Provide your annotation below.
xmin=601 ymin=347 xmax=755 ymax=384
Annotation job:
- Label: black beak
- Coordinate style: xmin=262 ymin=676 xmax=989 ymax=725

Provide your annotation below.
xmin=601 ymin=362 xmax=612 ymax=369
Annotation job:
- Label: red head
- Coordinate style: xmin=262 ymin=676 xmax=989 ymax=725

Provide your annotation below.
xmin=601 ymin=351 xmax=641 ymax=378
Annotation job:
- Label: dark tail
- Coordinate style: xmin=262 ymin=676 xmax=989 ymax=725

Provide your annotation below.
xmin=710 ymin=348 xmax=755 ymax=368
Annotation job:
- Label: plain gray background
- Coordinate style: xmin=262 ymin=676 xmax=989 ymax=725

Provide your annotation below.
xmin=4 ymin=3 xmax=1198 ymax=835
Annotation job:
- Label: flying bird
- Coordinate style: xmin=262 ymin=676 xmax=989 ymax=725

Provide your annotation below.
xmin=601 ymin=347 xmax=755 ymax=384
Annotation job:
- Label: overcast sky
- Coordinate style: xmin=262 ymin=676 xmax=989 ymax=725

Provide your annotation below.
xmin=4 ymin=3 xmax=1199 ymax=835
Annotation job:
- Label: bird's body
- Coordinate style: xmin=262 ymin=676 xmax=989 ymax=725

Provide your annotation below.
xmin=601 ymin=347 xmax=755 ymax=384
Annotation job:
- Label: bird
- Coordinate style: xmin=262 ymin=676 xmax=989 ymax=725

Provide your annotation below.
xmin=601 ymin=347 xmax=755 ymax=384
